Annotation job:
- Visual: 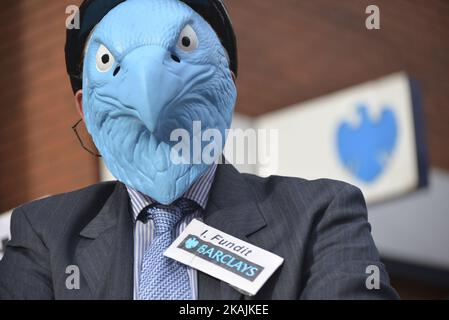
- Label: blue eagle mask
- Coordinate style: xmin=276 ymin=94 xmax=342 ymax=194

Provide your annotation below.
xmin=82 ymin=0 xmax=237 ymax=204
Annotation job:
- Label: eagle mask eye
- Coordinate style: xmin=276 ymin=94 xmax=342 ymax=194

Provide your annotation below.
xmin=177 ymin=24 xmax=199 ymax=52
xmin=96 ymin=44 xmax=115 ymax=72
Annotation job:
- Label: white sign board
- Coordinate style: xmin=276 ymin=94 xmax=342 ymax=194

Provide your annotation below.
xmin=0 ymin=211 xmax=12 ymax=260
xmin=255 ymin=72 xmax=427 ymax=203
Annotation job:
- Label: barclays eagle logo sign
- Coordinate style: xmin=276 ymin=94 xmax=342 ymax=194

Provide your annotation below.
xmin=337 ymin=105 xmax=398 ymax=183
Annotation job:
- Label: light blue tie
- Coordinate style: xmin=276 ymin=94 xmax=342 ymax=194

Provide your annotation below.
xmin=138 ymin=199 xmax=196 ymax=300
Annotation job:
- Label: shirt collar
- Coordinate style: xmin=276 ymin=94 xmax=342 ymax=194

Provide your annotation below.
xmin=126 ymin=164 xmax=217 ymax=222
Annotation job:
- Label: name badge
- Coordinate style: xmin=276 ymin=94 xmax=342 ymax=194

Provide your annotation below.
xmin=164 ymin=219 xmax=284 ymax=296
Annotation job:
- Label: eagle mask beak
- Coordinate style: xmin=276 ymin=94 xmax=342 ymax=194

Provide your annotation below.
xmin=114 ymin=45 xmax=214 ymax=137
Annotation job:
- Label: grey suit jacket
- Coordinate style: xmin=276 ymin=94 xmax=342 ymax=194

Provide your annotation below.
xmin=0 ymin=164 xmax=398 ymax=299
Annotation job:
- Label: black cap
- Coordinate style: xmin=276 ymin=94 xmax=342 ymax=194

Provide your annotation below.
xmin=65 ymin=0 xmax=238 ymax=94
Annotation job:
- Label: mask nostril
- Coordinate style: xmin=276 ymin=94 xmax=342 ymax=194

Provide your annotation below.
xmin=113 ymin=66 xmax=121 ymax=76
xmin=171 ymin=54 xmax=181 ymax=63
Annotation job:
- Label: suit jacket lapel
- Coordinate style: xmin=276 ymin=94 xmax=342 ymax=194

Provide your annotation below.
xmin=198 ymin=164 xmax=267 ymax=300
xmin=76 ymin=182 xmax=134 ymax=299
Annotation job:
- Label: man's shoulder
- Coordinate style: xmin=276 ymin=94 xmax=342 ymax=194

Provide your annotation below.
xmin=14 ymin=181 xmax=120 ymax=230
xmin=238 ymin=171 xmax=367 ymax=226
xmin=241 ymin=172 xmax=362 ymax=205
xmin=19 ymin=181 xmax=118 ymax=211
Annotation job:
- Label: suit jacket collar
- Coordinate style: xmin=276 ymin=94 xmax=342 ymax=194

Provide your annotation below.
xmin=203 ymin=163 xmax=266 ymax=240
xmin=77 ymin=182 xmax=134 ymax=299
xmin=198 ymin=163 xmax=267 ymax=300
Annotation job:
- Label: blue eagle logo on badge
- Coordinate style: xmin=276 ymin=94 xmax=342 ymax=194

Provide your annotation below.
xmin=337 ymin=104 xmax=398 ymax=183
xmin=185 ymin=237 xmax=200 ymax=249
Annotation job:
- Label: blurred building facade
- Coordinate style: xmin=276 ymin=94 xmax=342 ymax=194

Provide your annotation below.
xmin=1 ymin=0 xmax=448 ymax=299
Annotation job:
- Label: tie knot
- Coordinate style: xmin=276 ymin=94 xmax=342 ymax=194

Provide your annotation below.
xmin=174 ymin=198 xmax=199 ymax=215
xmin=144 ymin=198 xmax=198 ymax=234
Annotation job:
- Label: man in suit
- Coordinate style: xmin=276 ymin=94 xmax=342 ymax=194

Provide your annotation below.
xmin=0 ymin=0 xmax=398 ymax=300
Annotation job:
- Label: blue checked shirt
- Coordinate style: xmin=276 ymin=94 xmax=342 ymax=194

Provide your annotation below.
xmin=126 ymin=165 xmax=217 ymax=300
